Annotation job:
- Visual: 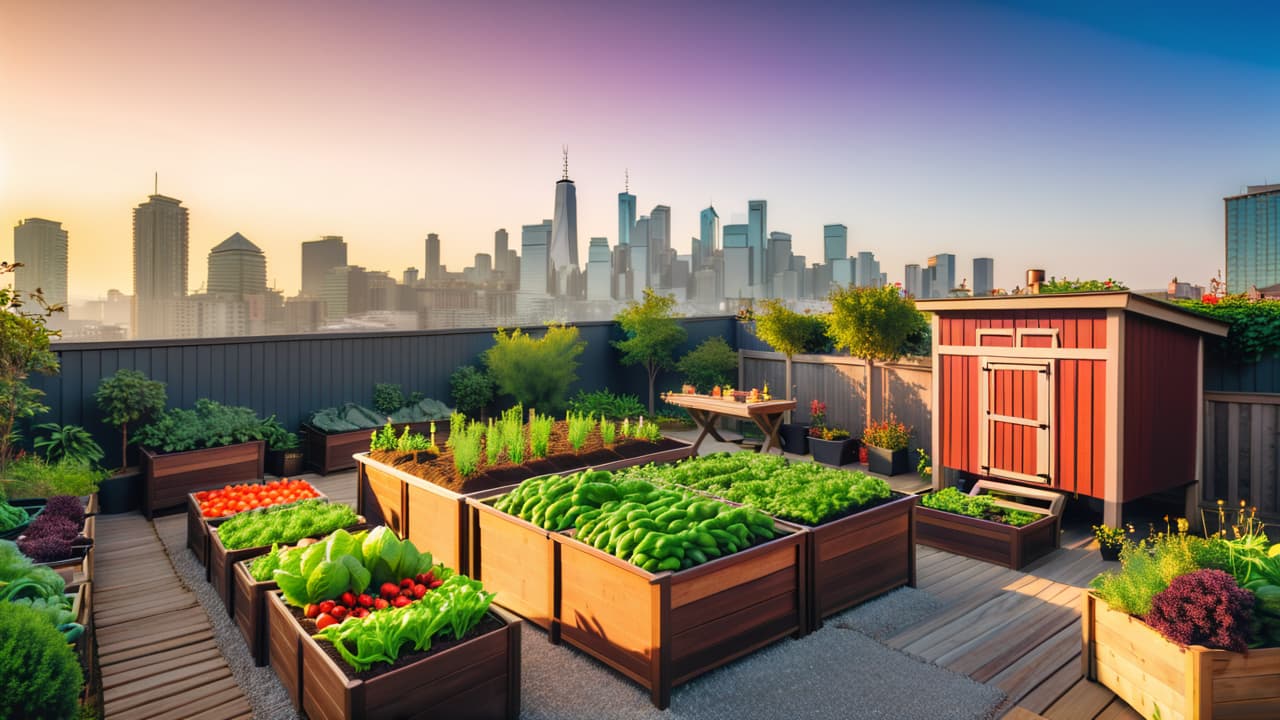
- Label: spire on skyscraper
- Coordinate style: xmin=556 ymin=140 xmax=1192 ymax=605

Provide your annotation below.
xmin=562 ymin=145 xmax=569 ymax=181
xmin=625 ymin=168 xmax=629 ymax=193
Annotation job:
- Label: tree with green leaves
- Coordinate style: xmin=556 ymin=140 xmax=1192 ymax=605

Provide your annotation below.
xmin=750 ymin=298 xmax=828 ymax=420
xmin=826 ymin=284 xmax=928 ymax=429
xmin=613 ymin=288 xmax=687 ymax=413
xmin=0 ymin=262 xmax=61 ymax=471
xmin=676 ymin=336 xmax=738 ymax=393
xmin=94 ymin=369 xmax=168 ymax=472
xmin=483 ymin=324 xmax=585 ymax=414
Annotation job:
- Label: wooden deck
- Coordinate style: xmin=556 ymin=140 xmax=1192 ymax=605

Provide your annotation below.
xmin=94 ymin=513 xmax=253 ymax=720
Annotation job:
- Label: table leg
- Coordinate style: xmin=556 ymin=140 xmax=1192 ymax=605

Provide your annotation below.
xmin=754 ymin=412 xmax=786 ymax=454
xmin=687 ymin=409 xmax=724 ymax=453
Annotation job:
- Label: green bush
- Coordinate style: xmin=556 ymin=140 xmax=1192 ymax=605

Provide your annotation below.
xmin=33 ymin=423 xmax=103 ymax=466
xmin=3 ymin=456 xmax=106 ymax=499
xmin=372 ymin=383 xmax=405 ymax=415
xmin=0 ymin=603 xmax=83 ymax=720
xmin=1176 ymin=296 xmax=1280 ymax=363
xmin=1089 ymin=533 xmax=1203 ymax=617
xmin=450 ymin=365 xmax=495 ymax=418
xmin=566 ymin=390 xmax=646 ymax=420
xmin=483 ymin=325 xmax=585 ymax=415
xmin=826 ymin=285 xmax=928 ymax=363
xmin=675 ymin=337 xmax=738 ymax=393
xmin=132 ymin=399 xmax=273 ymax=453
xmin=1040 ymin=278 xmax=1127 ymax=293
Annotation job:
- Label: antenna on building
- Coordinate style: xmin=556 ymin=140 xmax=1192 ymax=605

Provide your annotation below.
xmin=561 ymin=145 xmax=569 ymax=180
xmin=625 ymin=168 xmax=629 ymax=193
xmin=154 ymin=172 xmax=158 ymax=195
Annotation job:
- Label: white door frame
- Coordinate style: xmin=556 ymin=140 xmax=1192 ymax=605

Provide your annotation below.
xmin=978 ymin=357 xmax=1054 ymax=485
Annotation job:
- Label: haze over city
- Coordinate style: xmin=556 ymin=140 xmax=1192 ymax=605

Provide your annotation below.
xmin=3 ymin=0 xmax=1279 ymax=304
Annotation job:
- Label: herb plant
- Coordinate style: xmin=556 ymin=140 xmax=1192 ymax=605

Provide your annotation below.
xmin=216 ymin=499 xmax=359 ymax=550
xmin=528 ymin=410 xmax=554 ymax=459
xmin=1146 ymin=569 xmax=1254 ymax=652
xmin=566 ymin=411 xmax=593 ymax=451
xmin=566 ymin=390 xmax=647 ymax=420
xmin=919 ymin=487 xmax=1039 ymax=527
xmin=132 ymin=399 xmax=274 ymax=453
xmin=599 ymin=418 xmax=616 ymax=445
xmin=33 ymin=423 xmax=103 ymax=466
xmin=451 ymin=419 xmax=486 ymax=477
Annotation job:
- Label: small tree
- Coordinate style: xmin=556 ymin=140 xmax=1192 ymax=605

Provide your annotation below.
xmin=450 ymin=365 xmax=495 ymax=419
xmin=94 ymin=369 xmax=167 ymax=472
xmin=614 ymin=288 xmax=687 ymax=413
xmin=826 ymin=285 xmax=927 ymax=430
xmin=483 ymin=324 xmax=585 ymax=414
xmin=676 ymin=337 xmax=738 ymax=393
xmin=750 ymin=298 xmax=828 ymax=421
xmin=0 ymin=262 xmax=61 ymax=471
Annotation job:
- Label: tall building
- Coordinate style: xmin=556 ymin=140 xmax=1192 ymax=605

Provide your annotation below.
xmin=632 ymin=216 xmax=650 ymax=290
xmin=928 ymin=253 xmax=956 ymax=298
xmin=618 ymin=175 xmax=636 ymax=246
xmin=904 ymin=264 xmax=923 ymax=298
xmin=769 ymin=232 xmax=793 ymax=294
xmin=856 ymin=251 xmax=880 ymax=288
xmin=823 ymin=224 xmax=847 ymax=265
xmin=424 ymin=233 xmax=442 ymax=285
xmin=494 ymin=229 xmax=509 ymax=273
xmin=1226 ymin=184 xmax=1280 ymax=294
xmin=519 ymin=220 xmax=552 ymax=295
xmin=973 ymin=257 xmax=994 ymax=296
xmin=133 ymin=194 xmax=190 ymax=338
xmin=549 ymin=151 xmax=579 ymax=293
xmin=723 ymin=223 xmax=751 ymax=290
xmin=586 ymin=237 xmax=611 ymax=301
xmin=698 ymin=206 xmax=719 ymax=270
xmin=301 ymin=236 xmax=347 ymax=298
xmin=207 ymin=233 xmax=267 ymax=297
xmin=649 ymin=205 xmax=671 ymax=287
xmin=747 ymin=200 xmax=767 ymax=286
xmin=13 ymin=218 xmax=68 ymax=307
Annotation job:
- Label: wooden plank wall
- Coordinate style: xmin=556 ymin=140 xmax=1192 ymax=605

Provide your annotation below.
xmin=1203 ymin=392 xmax=1280 ymax=520
xmin=34 ymin=317 xmax=738 ymax=468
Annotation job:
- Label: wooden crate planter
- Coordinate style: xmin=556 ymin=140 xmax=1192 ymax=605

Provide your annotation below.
xmin=233 ymin=559 xmax=277 ymax=666
xmin=140 ymin=440 xmax=265 ymax=518
xmin=913 ymin=480 xmax=1063 ymax=570
xmin=209 ymin=526 xmax=278 ymax=617
xmin=466 ymin=487 xmax=555 ymax=630
xmin=186 ymin=488 xmax=327 ymax=576
xmin=302 ymin=421 xmax=437 ymax=476
xmin=801 ymin=493 xmax=917 ymax=630
xmin=267 ymin=591 xmax=521 ymax=720
xmin=551 ymin=524 xmax=807 ymax=709
xmin=1083 ymin=592 xmax=1280 ymax=720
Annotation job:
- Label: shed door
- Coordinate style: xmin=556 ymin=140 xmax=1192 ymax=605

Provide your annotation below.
xmin=979 ymin=359 xmax=1053 ymax=485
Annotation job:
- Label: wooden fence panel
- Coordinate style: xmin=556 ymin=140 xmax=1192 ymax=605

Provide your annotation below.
xmin=1202 ymin=393 xmax=1280 ymax=520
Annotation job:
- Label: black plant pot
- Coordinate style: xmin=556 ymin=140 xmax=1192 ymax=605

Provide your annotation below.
xmin=779 ymin=423 xmax=810 ymax=455
xmin=866 ymin=446 xmax=909 ymax=476
xmin=266 ymin=450 xmax=305 ymax=478
xmin=1099 ymin=543 xmax=1122 ymax=562
xmin=98 ymin=468 xmax=142 ymax=514
xmin=810 ymin=437 xmax=857 ymax=467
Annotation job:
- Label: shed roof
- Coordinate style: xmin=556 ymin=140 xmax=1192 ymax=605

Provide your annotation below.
xmin=914 ymin=291 xmax=1228 ymax=337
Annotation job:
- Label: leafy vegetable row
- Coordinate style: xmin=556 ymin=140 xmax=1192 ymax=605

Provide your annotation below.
xmin=919 ymin=487 xmax=1040 ymax=527
xmin=0 ymin=540 xmax=82 ymax=642
xmin=216 ymin=498 xmax=359 ymax=550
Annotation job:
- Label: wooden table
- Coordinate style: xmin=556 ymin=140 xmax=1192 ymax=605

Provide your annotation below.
xmin=661 ymin=393 xmax=797 ymax=454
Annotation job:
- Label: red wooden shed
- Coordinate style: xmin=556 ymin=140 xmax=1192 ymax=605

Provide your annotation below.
xmin=915 ymin=292 xmax=1228 ymax=526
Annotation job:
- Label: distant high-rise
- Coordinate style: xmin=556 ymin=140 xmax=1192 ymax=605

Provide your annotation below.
xmin=973 ymin=257 xmax=994 ymax=296
xmin=856 ymin=251 xmax=880 ymax=288
xmin=133 ymin=193 xmax=189 ymax=337
xmin=618 ymin=173 xmax=636 ymax=246
xmin=649 ymin=205 xmax=671 ymax=287
xmin=747 ymin=200 xmax=767 ymax=286
xmin=520 ymin=220 xmax=552 ymax=295
xmin=425 ymin=233 xmax=442 ymax=285
xmin=1226 ymin=184 xmax=1280 ymax=293
xmin=301 ymin=236 xmax=347 ymax=298
xmin=207 ymin=232 xmax=267 ymax=297
xmin=586 ymin=237 xmax=611 ymax=301
xmin=13 ymin=218 xmax=68 ymax=307
xmin=928 ymin=253 xmax=957 ymax=298
xmin=823 ymin=224 xmax=847 ymax=264
xmin=632 ymin=216 xmax=651 ymax=290
xmin=904 ymin=264 xmax=923 ymax=298
xmin=494 ymin=229 xmax=509 ymax=273
xmin=698 ymin=206 xmax=719 ymax=268
xmin=549 ymin=149 xmax=579 ymax=293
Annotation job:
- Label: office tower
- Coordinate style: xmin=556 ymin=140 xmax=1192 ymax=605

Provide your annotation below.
xmin=519 ymin=220 xmax=552 ymax=295
xmin=973 ymin=257 xmax=994 ymax=296
xmin=904 ymin=264 xmax=923 ymax=298
xmin=301 ymin=236 xmax=347 ymax=298
xmin=832 ymin=258 xmax=855 ymax=287
xmin=928 ymin=253 xmax=956 ymax=298
xmin=207 ymin=233 xmax=267 ymax=297
xmin=698 ymin=206 xmax=719 ymax=269
xmin=1226 ymin=184 xmax=1280 ymax=293
xmin=586 ymin=237 xmax=611 ymax=301
xmin=856 ymin=251 xmax=880 ymax=288
xmin=748 ymin=200 xmax=767 ymax=285
xmin=649 ymin=205 xmax=671 ymax=287
xmin=632 ymin=216 xmax=650 ymax=290
xmin=723 ymin=223 xmax=751 ymax=290
xmin=403 ymin=268 xmax=419 ymax=286
xmin=549 ymin=150 xmax=579 ymax=293
xmin=424 ymin=233 xmax=442 ymax=285
xmin=12 ymin=218 xmax=68 ymax=307
xmin=475 ymin=253 xmax=492 ymax=277
xmin=494 ymin=229 xmax=509 ymax=273
xmin=618 ymin=174 xmax=636 ymax=246
xmin=823 ymin=224 xmax=847 ymax=265
xmin=133 ymin=193 xmax=190 ymax=338
xmin=769 ymin=232 xmax=793 ymax=294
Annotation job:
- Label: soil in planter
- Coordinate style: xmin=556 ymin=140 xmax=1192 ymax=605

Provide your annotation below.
xmin=368 ymin=420 xmax=684 ymax=495
xmin=288 ymin=603 xmax=505 ymax=681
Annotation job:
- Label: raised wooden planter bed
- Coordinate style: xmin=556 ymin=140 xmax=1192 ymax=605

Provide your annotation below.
xmin=233 ymin=559 xmax=276 ymax=666
xmin=140 ymin=440 xmax=265 ymax=518
xmin=466 ymin=486 xmax=555 ymax=630
xmin=186 ymin=488 xmax=327 ymax=577
xmin=1083 ymin=592 xmax=1280 ymax=720
xmin=551 ymin=522 xmax=807 ymax=709
xmin=266 ymin=591 xmax=521 ymax=720
xmin=302 ymin=421 xmax=438 ymax=476
xmin=912 ymin=480 xmax=1063 ymax=570
xmin=799 ymin=493 xmax=917 ymax=630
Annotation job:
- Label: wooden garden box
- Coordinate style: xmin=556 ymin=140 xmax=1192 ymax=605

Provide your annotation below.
xmin=140 ymin=440 xmax=265 ymax=518
xmin=466 ymin=486 xmax=555 ymax=630
xmin=266 ymin=591 xmax=521 ymax=720
xmin=1083 ymin=592 xmax=1280 ymax=720
xmin=551 ymin=523 xmax=807 ymax=709
xmin=209 ymin=526 xmax=277 ymax=617
xmin=186 ymin=488 xmax=327 ymax=575
xmin=233 ymin=559 xmax=277 ymax=666
xmin=913 ymin=480 xmax=1063 ymax=570
xmin=800 ymin=492 xmax=917 ymax=630
xmin=302 ymin=421 xmax=437 ymax=476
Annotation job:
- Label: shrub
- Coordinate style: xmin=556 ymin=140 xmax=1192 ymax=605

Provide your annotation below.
xmin=1176 ymin=296 xmax=1280 ymax=363
xmin=132 ymin=399 xmax=273 ymax=453
xmin=484 ymin=325 xmax=585 ymax=415
xmin=2 ymin=457 xmax=106 ymax=499
xmin=0 ymin=265 xmax=61 ymax=472
xmin=450 ymin=365 xmax=495 ymax=418
xmin=862 ymin=418 xmax=911 ymax=451
xmin=33 ymin=423 xmax=103 ymax=466
xmin=752 ymin=299 xmax=829 ymax=357
xmin=826 ymin=285 xmax=928 ymax=364
xmin=613 ymin=288 xmax=686 ymax=413
xmin=1040 ymin=277 xmax=1127 ymax=294
xmin=1090 ymin=533 xmax=1202 ymax=617
xmin=94 ymin=368 xmax=167 ymax=471
xmin=372 ymin=383 xmax=405 ymax=415
xmin=567 ymin=390 xmax=646 ymax=420
xmin=1146 ymin=569 xmax=1254 ymax=652
xmin=0 ymin=602 xmax=83 ymax=719
xmin=675 ymin=337 xmax=738 ymax=393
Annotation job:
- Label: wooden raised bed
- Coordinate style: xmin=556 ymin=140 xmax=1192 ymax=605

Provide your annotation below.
xmin=140 ymin=440 xmax=265 ymax=518
xmin=467 ymin=486 xmax=555 ymax=630
xmin=1083 ymin=592 xmax=1280 ymax=720
xmin=186 ymin=488 xmax=327 ymax=575
xmin=233 ymin=559 xmax=277 ymax=666
xmin=302 ymin=421 xmax=438 ymax=476
xmin=209 ymin=525 xmax=277 ymax=617
xmin=913 ymin=480 xmax=1063 ymax=570
xmin=551 ymin=522 xmax=807 ymax=709
xmin=266 ymin=591 xmax=521 ymax=720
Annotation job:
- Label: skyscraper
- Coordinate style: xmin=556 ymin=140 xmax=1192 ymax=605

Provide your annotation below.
xmin=301 ymin=236 xmax=347 ymax=297
xmin=207 ymin=232 xmax=267 ymax=297
xmin=1226 ymin=184 xmax=1280 ymax=293
xmin=133 ymin=193 xmax=189 ymax=337
xmin=856 ymin=251 xmax=880 ymax=288
xmin=823 ymin=224 xmax=847 ymax=264
xmin=904 ymin=264 xmax=923 ymax=298
xmin=618 ymin=173 xmax=636 ymax=246
xmin=649 ymin=205 xmax=671 ymax=287
xmin=549 ymin=149 xmax=579 ymax=293
xmin=698 ymin=206 xmax=719 ymax=269
xmin=632 ymin=216 xmax=650 ymax=290
xmin=520 ymin=220 xmax=552 ymax=295
xmin=494 ymin=228 xmax=509 ymax=273
xmin=928 ymin=253 xmax=957 ymax=298
xmin=748 ymin=200 xmax=767 ymax=286
xmin=424 ymin=233 xmax=442 ymax=285
xmin=586 ymin=237 xmax=611 ymax=301
xmin=13 ymin=218 xmax=68 ymax=307
xmin=973 ymin=257 xmax=994 ymax=296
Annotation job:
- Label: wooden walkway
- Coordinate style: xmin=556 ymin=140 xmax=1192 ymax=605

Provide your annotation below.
xmin=94 ymin=513 xmax=253 ymax=720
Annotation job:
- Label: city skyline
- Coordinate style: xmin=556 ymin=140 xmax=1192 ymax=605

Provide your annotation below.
xmin=3 ymin=1 xmax=1279 ymax=301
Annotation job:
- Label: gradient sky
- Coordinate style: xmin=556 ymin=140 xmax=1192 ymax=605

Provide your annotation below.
xmin=2 ymin=0 xmax=1278 ymax=301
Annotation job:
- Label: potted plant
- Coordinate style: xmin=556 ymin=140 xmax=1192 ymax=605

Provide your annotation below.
xmin=1092 ymin=523 xmax=1127 ymax=561
xmin=263 ymin=420 xmax=304 ymax=478
xmin=808 ymin=402 xmax=857 ymax=466
xmin=862 ymin=417 xmax=912 ymax=476
xmin=94 ymin=369 xmax=167 ymax=513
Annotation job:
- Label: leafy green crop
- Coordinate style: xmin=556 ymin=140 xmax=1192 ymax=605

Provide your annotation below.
xmin=528 ymin=411 xmax=554 ymax=459
xmin=133 ymin=399 xmax=274 ymax=453
xmin=566 ymin=390 xmax=647 ymax=420
xmin=216 ymin=499 xmax=359 ymax=550
xmin=566 ymin=411 xmax=593 ymax=451
xmin=451 ymin=418 xmax=486 ymax=477
xmin=919 ymin=487 xmax=1042 ymax=527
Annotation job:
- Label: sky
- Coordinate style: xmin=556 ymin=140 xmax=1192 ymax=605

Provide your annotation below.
xmin=2 ymin=0 xmax=1278 ymax=301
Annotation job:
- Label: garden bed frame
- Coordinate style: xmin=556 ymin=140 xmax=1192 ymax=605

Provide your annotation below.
xmin=467 ymin=486 xmax=556 ymax=630
xmin=267 ymin=591 xmax=521 ymax=720
xmin=912 ymin=480 xmax=1063 ymax=570
xmin=140 ymin=440 xmax=265 ymax=518
xmin=1083 ymin=591 xmax=1280 ymax=720
xmin=302 ymin=421 xmax=438 ymax=476
xmin=185 ymin=488 xmax=328 ymax=574
xmin=233 ymin=559 xmax=277 ymax=666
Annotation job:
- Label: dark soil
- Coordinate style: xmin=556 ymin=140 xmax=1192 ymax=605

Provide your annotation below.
xmin=369 ymin=421 xmax=685 ymax=495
